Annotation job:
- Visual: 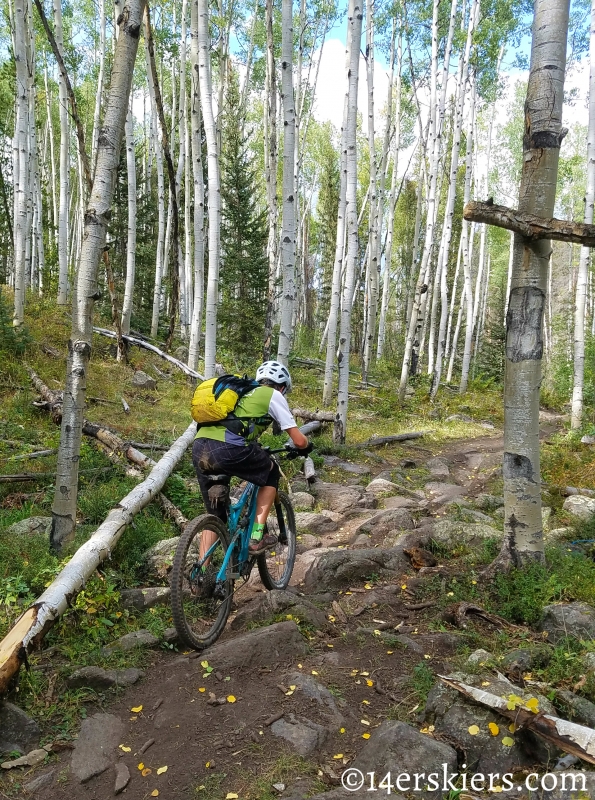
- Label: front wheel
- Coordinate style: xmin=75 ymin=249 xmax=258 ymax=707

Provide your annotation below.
xmin=257 ymin=492 xmax=296 ymax=590
xmin=170 ymin=514 xmax=233 ymax=650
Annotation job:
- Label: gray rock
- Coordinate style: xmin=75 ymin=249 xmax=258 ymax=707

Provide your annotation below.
xmin=424 ymin=482 xmax=466 ymax=504
xmin=583 ymin=652 xmax=595 ymax=671
xmin=230 ymin=589 xmax=330 ymax=631
xmin=4 ymin=516 xmax=52 ymax=537
xmin=198 ymin=621 xmax=307 ymax=669
xmin=500 ymin=648 xmax=534 ymax=674
xmin=70 ymin=713 xmax=124 ymax=783
xmin=296 ymin=533 xmax=320 ymax=553
xmin=119 ymin=586 xmax=171 ymax=610
xmin=131 ymin=370 xmax=157 ymax=390
xmin=563 ymin=495 xmax=595 ymax=521
xmin=285 ymin=671 xmax=346 ymax=724
xmin=474 ymin=493 xmax=504 ymax=511
xmin=479 ymin=421 xmax=496 ymax=429
xmin=351 ymin=534 xmax=372 ymax=549
xmin=173 ymin=345 xmax=189 ymax=362
xmin=354 ymin=508 xmax=415 ymax=536
xmin=467 ymin=648 xmax=493 ymax=666
xmin=425 ymin=672 xmax=559 ymax=775
xmin=557 ymin=690 xmax=595 ymax=727
xmin=163 ymin=627 xmax=179 ymax=644
xmin=310 ymin=482 xmax=376 ymax=514
xmin=0 ymin=702 xmax=41 ymax=756
xmin=295 ymin=512 xmax=338 ymax=535
xmin=334 ymin=461 xmax=371 ymax=475
xmin=66 ymin=666 xmax=145 ymax=690
xmin=540 ymin=602 xmax=595 ymax=644
xmin=445 ymin=413 xmax=473 ymax=423
xmin=426 ymin=457 xmax=450 ymax=478
xmin=351 ymin=721 xmax=457 ymax=800
xmin=270 ymin=715 xmax=327 ymax=756
xmin=101 ymin=629 xmax=159 ymax=655
xmin=303 ymin=547 xmax=408 ymax=591
xmin=546 ymin=527 xmax=572 ymax=542
xmin=291 ymin=492 xmax=315 ymax=511
xmin=382 ymin=495 xmax=418 ymax=509
xmin=23 ymin=769 xmax=55 ymax=793
xmin=431 ymin=519 xmax=502 ymax=547
xmin=365 ymin=478 xmax=402 ymax=497
xmin=114 ymin=761 xmax=130 ymax=794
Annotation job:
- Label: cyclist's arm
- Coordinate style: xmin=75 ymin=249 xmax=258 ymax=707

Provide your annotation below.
xmin=286 ymin=427 xmax=308 ymax=449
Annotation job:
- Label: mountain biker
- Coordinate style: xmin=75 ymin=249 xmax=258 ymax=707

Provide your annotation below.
xmin=192 ymin=361 xmax=313 ymax=564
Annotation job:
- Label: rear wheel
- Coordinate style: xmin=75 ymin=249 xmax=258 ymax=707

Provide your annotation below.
xmin=170 ymin=514 xmax=234 ymax=650
xmin=257 ymin=492 xmax=296 ymax=590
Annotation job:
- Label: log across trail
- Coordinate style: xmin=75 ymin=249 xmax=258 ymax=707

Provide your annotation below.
xmin=0 ymin=422 xmax=197 ymax=696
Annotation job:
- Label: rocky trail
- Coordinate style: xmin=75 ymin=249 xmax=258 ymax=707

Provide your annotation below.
xmin=4 ymin=420 xmax=595 ymax=800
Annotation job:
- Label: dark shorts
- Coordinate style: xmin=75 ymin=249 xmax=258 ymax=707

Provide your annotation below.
xmin=192 ymin=438 xmax=280 ymax=522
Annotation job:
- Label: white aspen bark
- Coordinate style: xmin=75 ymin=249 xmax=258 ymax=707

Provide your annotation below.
xmin=188 ymin=0 xmax=205 ymax=372
xmin=0 ymin=422 xmax=196 ymax=696
xmin=571 ymin=0 xmax=595 ymax=429
xmin=54 ymin=0 xmax=69 ymax=306
xmin=335 ymin=0 xmax=362 ymax=442
xmin=43 ymin=65 xmax=58 ymax=243
xmin=12 ymin=0 xmax=29 ymax=326
xmin=362 ymin=1 xmax=378 ymax=382
xmin=444 ymin=236 xmax=463 ymax=368
xmin=147 ymin=45 xmax=165 ymax=339
xmin=496 ymin=0 xmax=570 ymax=569
xmin=198 ymin=0 xmax=221 ymax=379
xmin=262 ymin=0 xmax=278 ymax=359
xmin=184 ymin=91 xmax=192 ymax=333
xmin=398 ymin=0 xmax=441 ymax=400
xmin=430 ymin=9 xmax=478 ymax=399
xmin=277 ymin=0 xmax=296 ymax=366
xmin=120 ymin=104 xmax=136 ymax=338
xmin=92 ymin=0 xmax=106 ymax=167
xmin=504 ymin=230 xmax=514 ymax=322
xmin=176 ymin=0 xmax=189 ymax=340
xmin=447 ymin=285 xmax=465 ymax=382
xmin=50 ymin=0 xmax=146 ymax=550
xmin=322 ymin=93 xmax=348 ymax=405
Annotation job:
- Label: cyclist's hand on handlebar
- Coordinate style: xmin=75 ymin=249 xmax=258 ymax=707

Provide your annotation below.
xmin=284 ymin=441 xmax=314 ymax=458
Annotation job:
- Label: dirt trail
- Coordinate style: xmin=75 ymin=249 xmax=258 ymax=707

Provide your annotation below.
xmin=5 ymin=423 xmax=564 ymax=800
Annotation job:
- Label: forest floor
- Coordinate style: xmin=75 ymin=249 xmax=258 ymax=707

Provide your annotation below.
xmin=2 ymin=298 xmax=595 ymax=799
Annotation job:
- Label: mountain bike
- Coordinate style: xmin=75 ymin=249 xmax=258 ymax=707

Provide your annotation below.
xmin=170 ymin=448 xmax=297 ymax=650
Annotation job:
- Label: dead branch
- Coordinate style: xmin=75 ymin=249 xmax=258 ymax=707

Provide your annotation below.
xmin=443 ymin=601 xmax=521 ymax=630
xmin=292 ymin=408 xmax=335 ymax=422
xmin=464 ymin=201 xmax=595 ymax=247
xmin=93 ymin=327 xmax=203 ymax=380
xmin=440 ymin=675 xmax=595 ymax=765
xmin=356 ymin=432 xmax=432 ymax=447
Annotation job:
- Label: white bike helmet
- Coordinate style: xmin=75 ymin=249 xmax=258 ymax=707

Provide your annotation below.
xmin=256 ymin=360 xmax=293 ymax=392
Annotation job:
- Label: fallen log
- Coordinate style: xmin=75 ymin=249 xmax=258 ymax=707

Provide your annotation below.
xmin=303 ymin=457 xmax=316 ymax=483
xmin=464 ymin=200 xmax=595 ymax=247
xmin=1 ymin=450 xmax=57 ymax=462
xmin=298 ymin=421 xmax=323 ymax=437
xmin=93 ymin=327 xmax=204 ymax=381
xmin=0 ymin=474 xmax=49 ymax=483
xmin=356 ymin=431 xmax=432 ymax=447
xmin=292 ymin=408 xmax=335 ymax=422
xmin=27 ymin=368 xmax=188 ymax=530
xmin=440 ymin=675 xmax=595 ymax=766
xmin=0 ymin=421 xmax=197 ymax=696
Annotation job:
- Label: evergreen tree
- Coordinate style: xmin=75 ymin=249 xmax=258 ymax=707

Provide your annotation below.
xmin=219 ymin=71 xmax=268 ymax=364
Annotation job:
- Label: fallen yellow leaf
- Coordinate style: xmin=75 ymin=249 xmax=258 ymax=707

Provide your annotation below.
xmin=226 ymin=794 xmax=239 ymax=799
xmin=509 ymin=723 xmax=516 ymax=733
xmin=481 ymin=681 xmax=490 ymax=687
xmin=285 ymin=690 xmax=294 ymax=696
xmin=333 ymin=754 xmax=343 ymax=759
xmin=297 ymin=663 xmax=302 ymax=668
xmin=156 ymin=766 xmax=168 ymax=775
xmin=488 ymin=722 xmax=499 ymax=736
xmin=506 ymin=694 xmax=523 ymax=710
xmin=362 ymin=699 xmax=370 ymax=705
xmin=525 ymin=697 xmax=539 ymax=712
xmin=468 ymin=725 xmax=480 ymax=736
xmin=142 ymin=768 xmax=152 ymax=776
xmin=289 ymin=685 xmax=296 ymax=690
xmin=350 ymin=669 xmax=358 ymax=676
xmin=401 ymin=584 xmax=407 ymax=590
xmin=360 ymin=671 xmax=370 ymax=676
xmin=501 ymin=736 xmax=514 ymax=747
xmin=339 ymin=727 xmax=346 ymax=734
xmin=361 ymin=719 xmax=370 ymax=726
xmin=386 ymin=650 xmax=393 ymax=655
xmin=327 ymin=643 xmax=334 ymax=648
xmin=151 ymin=791 xmax=159 ymax=797
xmin=311 ymin=670 xmax=318 ymax=675
xmin=205 ymin=762 xmax=210 ymax=768
xmin=362 ymin=732 xmax=371 ymax=739
xmin=119 ymin=745 xmax=131 ymax=752
xmin=328 ymin=615 xmax=336 ymax=622
xmin=138 ymin=763 xmax=145 ymax=771
xmin=227 ymin=695 xmax=237 ymax=703
xmin=364 ymin=583 xmax=372 ymax=589
xmin=201 ymin=660 xmax=209 ymax=668
xmin=199 ymin=687 xmax=206 ymax=693
xmin=131 ymin=706 xmax=143 ymax=713
xmin=366 ymin=680 xmax=374 ymax=687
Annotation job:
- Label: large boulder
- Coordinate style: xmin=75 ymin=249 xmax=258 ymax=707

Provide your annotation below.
xmin=557 ymin=690 xmax=595 ymax=727
xmin=310 ymin=481 xmax=376 ymax=514
xmin=119 ymin=586 xmax=171 ymax=610
xmin=284 ymin=671 xmax=348 ymax=725
xmin=292 ymin=492 xmax=315 ymax=511
xmin=66 ymin=666 xmax=144 ymax=691
xmin=101 ymin=629 xmax=159 ymax=655
xmin=303 ymin=547 xmax=408 ymax=591
xmin=474 ymin=493 xmax=504 ymax=511
xmin=230 ymin=589 xmax=331 ymax=631
xmin=540 ymin=602 xmax=595 ymax=643
xmin=563 ymin=495 xmax=595 ymax=521
xmin=431 ymin=519 xmax=502 ymax=547
xmin=70 ymin=713 xmax=124 ymax=783
xmin=0 ymin=702 xmax=41 ymax=756
xmin=295 ymin=512 xmax=338 ymax=535
xmin=424 ymin=672 xmax=559 ymax=775
xmin=365 ymin=478 xmax=402 ymax=498
xmin=270 ymin=715 xmax=328 ymax=756
xmin=424 ymin=482 xmax=466 ymax=505
xmin=131 ymin=370 xmax=156 ymax=390
xmin=354 ymin=508 xmax=415 ymax=536
xmin=195 ymin=620 xmax=307 ymax=670
xmin=4 ymin=517 xmax=52 ymax=537
xmin=351 ymin=721 xmax=457 ymax=800
xmin=426 ymin=457 xmax=450 ymax=478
